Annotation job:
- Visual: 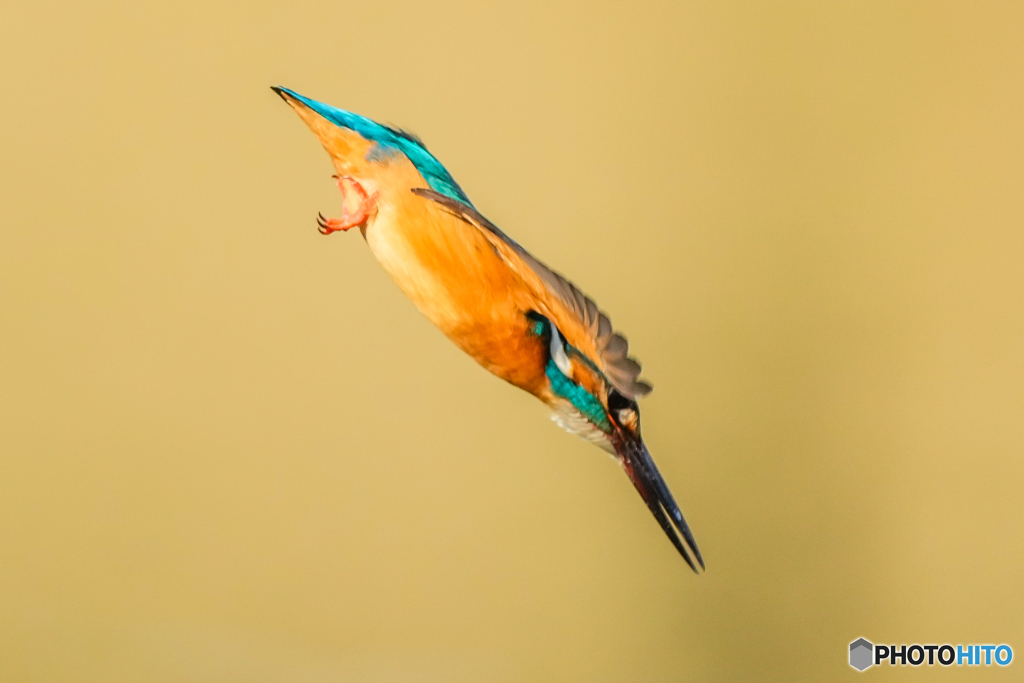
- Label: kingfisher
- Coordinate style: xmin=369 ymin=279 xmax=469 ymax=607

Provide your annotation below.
xmin=273 ymin=86 xmax=704 ymax=572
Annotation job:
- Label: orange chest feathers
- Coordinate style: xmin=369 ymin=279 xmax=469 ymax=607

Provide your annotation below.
xmin=364 ymin=194 xmax=550 ymax=396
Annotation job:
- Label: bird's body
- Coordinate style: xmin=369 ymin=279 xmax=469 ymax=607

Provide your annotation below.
xmin=274 ymin=86 xmax=703 ymax=571
xmin=369 ymin=195 xmax=546 ymax=393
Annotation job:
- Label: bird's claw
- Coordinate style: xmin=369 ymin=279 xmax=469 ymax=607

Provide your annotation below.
xmin=316 ymin=174 xmax=377 ymax=235
xmin=316 ymin=212 xmax=338 ymax=235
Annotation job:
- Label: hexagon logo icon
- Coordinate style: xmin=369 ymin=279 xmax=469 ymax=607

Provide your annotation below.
xmin=850 ymin=638 xmax=874 ymax=671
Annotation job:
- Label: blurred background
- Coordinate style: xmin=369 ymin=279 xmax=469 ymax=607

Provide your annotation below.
xmin=1 ymin=1 xmax=1022 ymax=680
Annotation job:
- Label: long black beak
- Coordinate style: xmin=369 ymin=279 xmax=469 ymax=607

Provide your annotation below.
xmin=617 ymin=436 xmax=704 ymax=572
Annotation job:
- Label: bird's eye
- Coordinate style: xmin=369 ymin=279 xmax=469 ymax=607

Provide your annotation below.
xmin=607 ymin=388 xmax=633 ymax=412
xmin=607 ymin=389 xmax=640 ymax=431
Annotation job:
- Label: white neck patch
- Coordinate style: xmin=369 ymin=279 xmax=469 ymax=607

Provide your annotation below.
xmin=549 ymin=325 xmax=573 ymax=376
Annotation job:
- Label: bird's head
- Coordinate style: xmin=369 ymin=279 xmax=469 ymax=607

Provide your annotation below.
xmin=527 ymin=310 xmax=703 ymax=571
xmin=272 ymin=86 xmax=471 ymax=209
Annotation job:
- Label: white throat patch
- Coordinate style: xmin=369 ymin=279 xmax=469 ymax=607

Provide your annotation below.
xmin=549 ymin=325 xmax=573 ymax=376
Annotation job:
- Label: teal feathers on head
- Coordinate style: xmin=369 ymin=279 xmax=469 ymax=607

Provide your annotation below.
xmin=272 ymin=87 xmax=472 ymax=207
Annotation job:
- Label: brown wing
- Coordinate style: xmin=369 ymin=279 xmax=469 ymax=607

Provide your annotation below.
xmin=412 ymin=188 xmax=653 ymax=400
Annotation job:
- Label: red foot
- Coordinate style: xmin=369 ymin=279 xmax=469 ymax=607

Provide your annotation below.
xmin=317 ymin=175 xmax=377 ymax=235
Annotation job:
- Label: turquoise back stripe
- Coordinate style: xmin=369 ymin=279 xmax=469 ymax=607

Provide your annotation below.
xmin=526 ymin=311 xmax=612 ymax=434
xmin=546 ymin=360 xmax=613 ymax=433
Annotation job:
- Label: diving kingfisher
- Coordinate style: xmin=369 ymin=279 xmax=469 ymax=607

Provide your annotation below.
xmin=273 ymin=86 xmax=703 ymax=572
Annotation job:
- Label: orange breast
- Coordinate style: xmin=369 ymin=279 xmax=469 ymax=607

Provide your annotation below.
xmin=365 ymin=186 xmax=551 ymax=397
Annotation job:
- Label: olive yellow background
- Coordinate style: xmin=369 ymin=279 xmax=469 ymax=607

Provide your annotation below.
xmin=2 ymin=1 xmax=1022 ymax=681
